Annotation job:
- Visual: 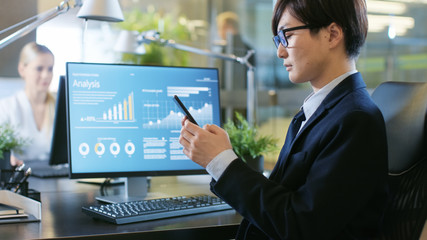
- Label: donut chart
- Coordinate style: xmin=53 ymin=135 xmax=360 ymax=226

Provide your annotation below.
xmin=79 ymin=143 xmax=90 ymax=156
xmin=125 ymin=142 xmax=136 ymax=155
xmin=94 ymin=143 xmax=105 ymax=156
xmin=78 ymin=141 xmax=137 ymax=157
xmin=110 ymin=142 xmax=121 ymax=155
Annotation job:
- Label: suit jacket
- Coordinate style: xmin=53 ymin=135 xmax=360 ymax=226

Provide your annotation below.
xmin=210 ymin=73 xmax=388 ymax=240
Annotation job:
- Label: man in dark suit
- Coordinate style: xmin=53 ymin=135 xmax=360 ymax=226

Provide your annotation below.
xmin=179 ymin=0 xmax=388 ymax=239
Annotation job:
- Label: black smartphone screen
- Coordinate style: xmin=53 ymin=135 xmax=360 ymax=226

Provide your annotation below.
xmin=173 ymin=95 xmax=199 ymax=126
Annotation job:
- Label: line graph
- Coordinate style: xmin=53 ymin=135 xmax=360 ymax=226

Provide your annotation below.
xmin=142 ymin=99 xmax=213 ymax=129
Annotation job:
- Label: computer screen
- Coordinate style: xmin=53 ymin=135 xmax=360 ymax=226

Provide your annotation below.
xmin=49 ymin=75 xmax=68 ymax=166
xmin=65 ymin=62 xmax=221 ymax=180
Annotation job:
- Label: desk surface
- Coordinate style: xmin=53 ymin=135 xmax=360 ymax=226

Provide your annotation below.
xmin=0 ymin=175 xmax=242 ymax=240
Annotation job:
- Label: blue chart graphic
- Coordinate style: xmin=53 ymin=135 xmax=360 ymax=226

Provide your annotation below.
xmin=67 ymin=63 xmax=220 ymax=175
xmin=142 ymin=100 xmax=213 ymax=129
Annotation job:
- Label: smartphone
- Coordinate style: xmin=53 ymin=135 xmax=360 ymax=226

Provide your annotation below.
xmin=173 ymin=95 xmax=199 ymax=126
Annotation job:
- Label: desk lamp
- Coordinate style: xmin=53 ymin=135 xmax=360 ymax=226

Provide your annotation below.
xmin=0 ymin=0 xmax=123 ymax=51
xmin=115 ymin=30 xmax=257 ymax=124
xmin=77 ymin=0 xmax=123 ymax=22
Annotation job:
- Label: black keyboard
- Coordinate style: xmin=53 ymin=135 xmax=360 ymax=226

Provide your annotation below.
xmin=82 ymin=195 xmax=233 ymax=224
xmin=30 ymin=166 xmax=69 ymax=178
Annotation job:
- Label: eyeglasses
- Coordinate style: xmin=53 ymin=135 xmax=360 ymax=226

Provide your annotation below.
xmin=273 ymin=25 xmax=312 ymax=49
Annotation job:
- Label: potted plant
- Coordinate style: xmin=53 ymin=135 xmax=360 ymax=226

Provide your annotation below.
xmin=0 ymin=123 xmax=27 ymax=170
xmin=223 ymin=112 xmax=279 ymax=173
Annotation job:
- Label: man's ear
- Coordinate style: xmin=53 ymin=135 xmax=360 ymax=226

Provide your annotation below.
xmin=327 ymin=22 xmax=344 ymax=49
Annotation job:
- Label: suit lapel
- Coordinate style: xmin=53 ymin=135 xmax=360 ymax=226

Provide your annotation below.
xmin=269 ymin=73 xmax=367 ymax=181
xmin=293 ymin=72 xmax=366 ymax=144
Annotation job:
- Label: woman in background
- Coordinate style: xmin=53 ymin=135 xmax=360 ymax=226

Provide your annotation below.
xmin=0 ymin=42 xmax=55 ymax=166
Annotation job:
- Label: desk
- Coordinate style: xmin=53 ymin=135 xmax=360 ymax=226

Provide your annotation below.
xmin=0 ymin=175 xmax=242 ymax=240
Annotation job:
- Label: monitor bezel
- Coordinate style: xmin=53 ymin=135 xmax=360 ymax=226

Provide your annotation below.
xmin=49 ymin=75 xmax=69 ymax=166
xmin=65 ymin=62 xmax=220 ymax=179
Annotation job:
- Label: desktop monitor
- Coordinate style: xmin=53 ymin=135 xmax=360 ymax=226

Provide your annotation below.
xmin=49 ymin=75 xmax=68 ymax=166
xmin=65 ymin=62 xmax=221 ymax=202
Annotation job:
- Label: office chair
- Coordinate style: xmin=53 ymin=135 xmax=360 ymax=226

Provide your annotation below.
xmin=371 ymin=81 xmax=427 ymax=240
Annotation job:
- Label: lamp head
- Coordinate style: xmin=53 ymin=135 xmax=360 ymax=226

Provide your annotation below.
xmin=77 ymin=0 xmax=124 ymax=22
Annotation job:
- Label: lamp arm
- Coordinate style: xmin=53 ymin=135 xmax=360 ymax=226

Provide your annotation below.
xmin=140 ymin=34 xmax=255 ymax=67
xmin=167 ymin=40 xmax=240 ymax=62
xmin=0 ymin=14 xmax=41 ymax=36
xmin=0 ymin=0 xmax=76 ymax=51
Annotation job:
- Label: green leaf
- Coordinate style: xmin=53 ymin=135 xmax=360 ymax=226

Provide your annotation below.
xmin=224 ymin=112 xmax=279 ymax=163
xmin=0 ymin=123 xmax=28 ymax=159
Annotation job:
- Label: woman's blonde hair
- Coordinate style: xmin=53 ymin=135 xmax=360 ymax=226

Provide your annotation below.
xmin=19 ymin=42 xmax=54 ymax=66
xmin=19 ymin=42 xmax=56 ymax=135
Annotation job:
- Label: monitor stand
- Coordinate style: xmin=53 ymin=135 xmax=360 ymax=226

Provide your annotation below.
xmin=95 ymin=176 xmax=162 ymax=204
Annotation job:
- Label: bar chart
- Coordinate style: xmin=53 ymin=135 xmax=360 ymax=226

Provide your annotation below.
xmin=101 ymin=92 xmax=135 ymax=122
xmin=72 ymin=90 xmax=136 ymax=124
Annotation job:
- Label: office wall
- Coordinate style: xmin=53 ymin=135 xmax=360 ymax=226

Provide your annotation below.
xmin=0 ymin=0 xmax=37 ymax=77
xmin=0 ymin=78 xmax=24 ymax=98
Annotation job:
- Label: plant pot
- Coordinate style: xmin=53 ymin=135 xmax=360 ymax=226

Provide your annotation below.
xmin=0 ymin=151 xmax=12 ymax=182
xmin=245 ymin=155 xmax=264 ymax=173
xmin=0 ymin=151 xmax=12 ymax=169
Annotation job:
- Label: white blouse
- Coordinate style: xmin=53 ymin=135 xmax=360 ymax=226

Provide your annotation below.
xmin=0 ymin=90 xmax=54 ymax=161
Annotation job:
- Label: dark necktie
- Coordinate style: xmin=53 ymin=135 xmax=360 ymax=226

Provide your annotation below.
xmin=269 ymin=109 xmax=306 ymax=180
xmin=288 ymin=109 xmax=306 ymax=141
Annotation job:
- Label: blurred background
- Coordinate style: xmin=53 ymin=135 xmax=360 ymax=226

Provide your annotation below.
xmin=1 ymin=0 xmax=426 ymax=166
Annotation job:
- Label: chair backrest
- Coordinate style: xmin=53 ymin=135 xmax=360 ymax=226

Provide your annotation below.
xmin=371 ymin=81 xmax=427 ymax=240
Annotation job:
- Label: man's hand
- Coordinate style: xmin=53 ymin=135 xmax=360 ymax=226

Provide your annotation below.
xmin=10 ymin=155 xmax=23 ymax=167
xmin=179 ymin=117 xmax=232 ymax=168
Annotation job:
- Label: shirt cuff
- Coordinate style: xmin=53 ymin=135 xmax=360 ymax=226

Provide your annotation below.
xmin=206 ymin=149 xmax=238 ymax=181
